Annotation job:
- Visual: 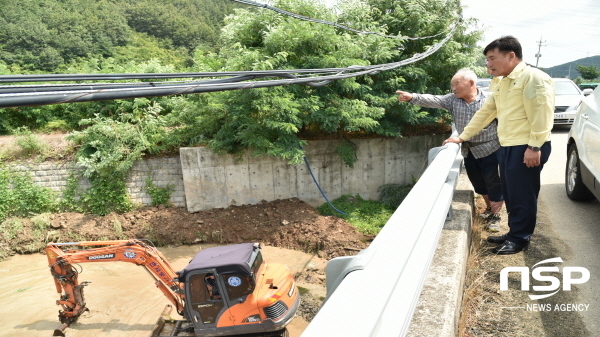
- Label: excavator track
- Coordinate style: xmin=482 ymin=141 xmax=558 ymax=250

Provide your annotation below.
xmin=231 ymin=329 xmax=289 ymax=337
xmin=151 ymin=305 xmax=289 ymax=337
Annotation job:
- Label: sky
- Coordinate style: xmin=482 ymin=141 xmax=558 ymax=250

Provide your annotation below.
xmin=319 ymin=0 xmax=600 ymax=69
xmin=460 ymin=0 xmax=600 ymax=68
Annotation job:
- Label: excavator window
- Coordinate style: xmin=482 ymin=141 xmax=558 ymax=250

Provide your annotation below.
xmin=221 ymin=274 xmax=254 ymax=301
xmin=204 ymin=274 xmax=221 ymax=300
xmin=187 ymin=273 xmax=225 ymax=325
xmin=251 ymin=250 xmax=263 ymax=276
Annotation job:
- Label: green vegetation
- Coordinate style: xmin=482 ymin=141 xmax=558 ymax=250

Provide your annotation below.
xmin=0 ymin=218 xmax=23 ymax=241
xmin=0 ymin=167 xmax=58 ymax=222
xmin=542 ymin=55 xmax=600 ymax=79
xmin=576 ymin=64 xmax=600 ymax=81
xmin=12 ymin=127 xmax=49 ymax=158
xmin=146 ymin=178 xmax=174 ymax=207
xmin=317 ymin=194 xmax=392 ymax=235
xmin=58 ymin=170 xmax=132 ymax=216
xmin=377 ymin=184 xmax=413 ymax=209
xmin=317 ymin=184 xmax=412 ymax=234
xmin=1 ymin=0 xmax=483 ymax=216
xmin=0 ymin=0 xmax=241 ymax=71
xmin=297 ymin=286 xmax=310 ymax=296
xmin=174 ymin=0 xmax=483 ymax=165
xmin=0 ymin=127 xmax=60 ymax=162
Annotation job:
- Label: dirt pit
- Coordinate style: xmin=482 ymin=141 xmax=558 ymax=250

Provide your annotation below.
xmin=0 ymin=198 xmax=370 ymax=337
xmin=1 ymin=198 xmax=368 ymax=261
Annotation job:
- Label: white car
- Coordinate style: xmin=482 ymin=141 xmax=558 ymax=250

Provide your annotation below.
xmin=553 ymin=78 xmax=585 ymax=125
xmin=476 ymin=78 xmax=491 ymax=92
xmin=565 ymin=85 xmax=600 ymax=201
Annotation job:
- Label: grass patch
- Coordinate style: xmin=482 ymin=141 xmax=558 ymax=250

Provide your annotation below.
xmin=0 ymin=218 xmax=23 ymax=241
xmin=377 ymin=183 xmax=413 ymax=209
xmin=316 ymin=194 xmax=395 ymax=235
xmin=297 ymin=286 xmax=310 ymax=296
xmin=112 ymin=217 xmax=124 ymax=239
xmin=14 ymin=127 xmax=49 ymax=158
xmin=458 ymin=196 xmax=499 ymax=337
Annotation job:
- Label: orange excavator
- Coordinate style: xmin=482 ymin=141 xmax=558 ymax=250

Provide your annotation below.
xmin=45 ymin=240 xmax=299 ymax=337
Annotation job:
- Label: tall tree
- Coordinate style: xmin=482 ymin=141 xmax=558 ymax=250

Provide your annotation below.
xmin=576 ymin=64 xmax=600 ymax=81
xmin=355 ymin=0 xmax=484 ymax=129
xmin=176 ymin=0 xmax=484 ymax=164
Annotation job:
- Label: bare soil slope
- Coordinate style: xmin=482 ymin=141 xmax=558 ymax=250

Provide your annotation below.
xmin=1 ymin=198 xmax=369 ymax=261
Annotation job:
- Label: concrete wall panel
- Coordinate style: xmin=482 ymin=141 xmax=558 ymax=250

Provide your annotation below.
xmin=181 ymin=136 xmax=443 ymax=211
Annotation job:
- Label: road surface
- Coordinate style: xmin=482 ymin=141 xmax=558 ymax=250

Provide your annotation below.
xmin=540 ymin=125 xmax=600 ymax=334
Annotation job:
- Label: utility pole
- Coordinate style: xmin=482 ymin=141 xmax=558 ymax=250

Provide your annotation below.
xmin=535 ymin=36 xmax=546 ymax=68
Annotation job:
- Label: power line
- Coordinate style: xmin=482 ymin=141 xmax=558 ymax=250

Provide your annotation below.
xmin=546 ymin=42 xmax=600 ymax=55
xmin=230 ymin=0 xmax=457 ymax=40
xmin=0 ymin=0 xmax=462 ymax=108
xmin=0 ymin=23 xmax=459 ymax=108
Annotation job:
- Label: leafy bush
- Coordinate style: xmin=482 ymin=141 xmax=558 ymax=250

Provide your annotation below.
xmin=0 ymin=167 xmax=58 ymax=222
xmin=68 ymin=100 xmax=168 ymax=177
xmin=81 ymin=173 xmax=133 ymax=215
xmin=12 ymin=127 xmax=49 ymax=158
xmin=145 ymin=178 xmax=174 ymax=206
xmin=60 ymin=100 xmax=170 ymax=215
xmin=175 ymin=0 xmax=484 ymax=164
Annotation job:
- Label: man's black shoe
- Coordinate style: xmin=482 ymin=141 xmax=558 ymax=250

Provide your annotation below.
xmin=487 ymin=234 xmax=507 ymax=244
xmin=492 ymin=240 xmax=529 ymax=255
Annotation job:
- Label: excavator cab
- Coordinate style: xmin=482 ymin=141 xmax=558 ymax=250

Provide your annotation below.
xmin=174 ymin=243 xmax=299 ymax=337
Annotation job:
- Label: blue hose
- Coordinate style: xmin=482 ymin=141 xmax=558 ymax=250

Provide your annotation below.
xmin=303 ymin=156 xmax=353 ymax=217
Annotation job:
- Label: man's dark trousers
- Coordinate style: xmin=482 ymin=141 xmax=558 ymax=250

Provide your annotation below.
xmin=497 ymin=142 xmax=551 ymax=244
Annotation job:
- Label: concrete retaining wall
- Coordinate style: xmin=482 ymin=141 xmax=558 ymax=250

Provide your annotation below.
xmin=5 ymin=135 xmax=446 ymax=210
xmin=180 ymin=135 xmax=447 ymax=212
xmin=7 ymin=157 xmax=186 ymax=207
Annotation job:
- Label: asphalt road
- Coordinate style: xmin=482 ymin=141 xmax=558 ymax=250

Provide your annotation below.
xmin=539 ymin=125 xmax=600 ymax=335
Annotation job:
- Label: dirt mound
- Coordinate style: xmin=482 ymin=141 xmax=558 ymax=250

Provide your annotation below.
xmin=0 ymin=198 xmax=369 ymax=261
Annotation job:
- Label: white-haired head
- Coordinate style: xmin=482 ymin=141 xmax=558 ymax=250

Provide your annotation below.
xmin=451 ymin=68 xmax=478 ymax=101
xmin=453 ymin=68 xmax=478 ymax=82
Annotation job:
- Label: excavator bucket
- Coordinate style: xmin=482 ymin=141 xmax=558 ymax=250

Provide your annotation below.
xmin=52 ymin=323 xmax=69 ymax=337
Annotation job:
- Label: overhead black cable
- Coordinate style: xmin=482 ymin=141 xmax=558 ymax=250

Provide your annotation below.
xmin=230 ymin=0 xmax=453 ymax=41
xmin=0 ymin=70 xmax=340 ymax=83
xmin=0 ymin=21 xmax=459 ymax=108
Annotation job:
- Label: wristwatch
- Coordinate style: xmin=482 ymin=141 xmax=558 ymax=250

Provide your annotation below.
xmin=527 ymin=145 xmax=541 ymax=152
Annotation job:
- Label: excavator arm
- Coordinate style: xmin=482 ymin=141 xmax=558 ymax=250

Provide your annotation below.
xmin=45 ymin=240 xmax=186 ymax=335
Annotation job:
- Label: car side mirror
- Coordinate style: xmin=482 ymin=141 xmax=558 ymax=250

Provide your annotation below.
xmin=583 ymin=88 xmax=593 ymax=96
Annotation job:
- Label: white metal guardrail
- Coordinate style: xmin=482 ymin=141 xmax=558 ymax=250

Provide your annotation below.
xmin=301 ymin=137 xmax=463 ymax=337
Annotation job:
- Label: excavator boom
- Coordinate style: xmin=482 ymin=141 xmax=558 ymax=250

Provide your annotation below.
xmin=45 ymin=240 xmax=185 ymax=334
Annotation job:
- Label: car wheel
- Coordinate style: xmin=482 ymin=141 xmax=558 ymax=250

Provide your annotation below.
xmin=565 ymin=144 xmax=595 ymax=201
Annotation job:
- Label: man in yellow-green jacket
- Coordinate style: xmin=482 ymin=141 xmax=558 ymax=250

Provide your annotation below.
xmin=443 ymin=36 xmax=554 ymax=255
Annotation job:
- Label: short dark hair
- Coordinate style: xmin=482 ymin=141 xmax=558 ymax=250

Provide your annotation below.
xmin=483 ymin=36 xmax=522 ymax=60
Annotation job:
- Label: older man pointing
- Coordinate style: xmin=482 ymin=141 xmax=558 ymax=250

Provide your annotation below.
xmin=397 ymin=68 xmax=504 ymax=231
